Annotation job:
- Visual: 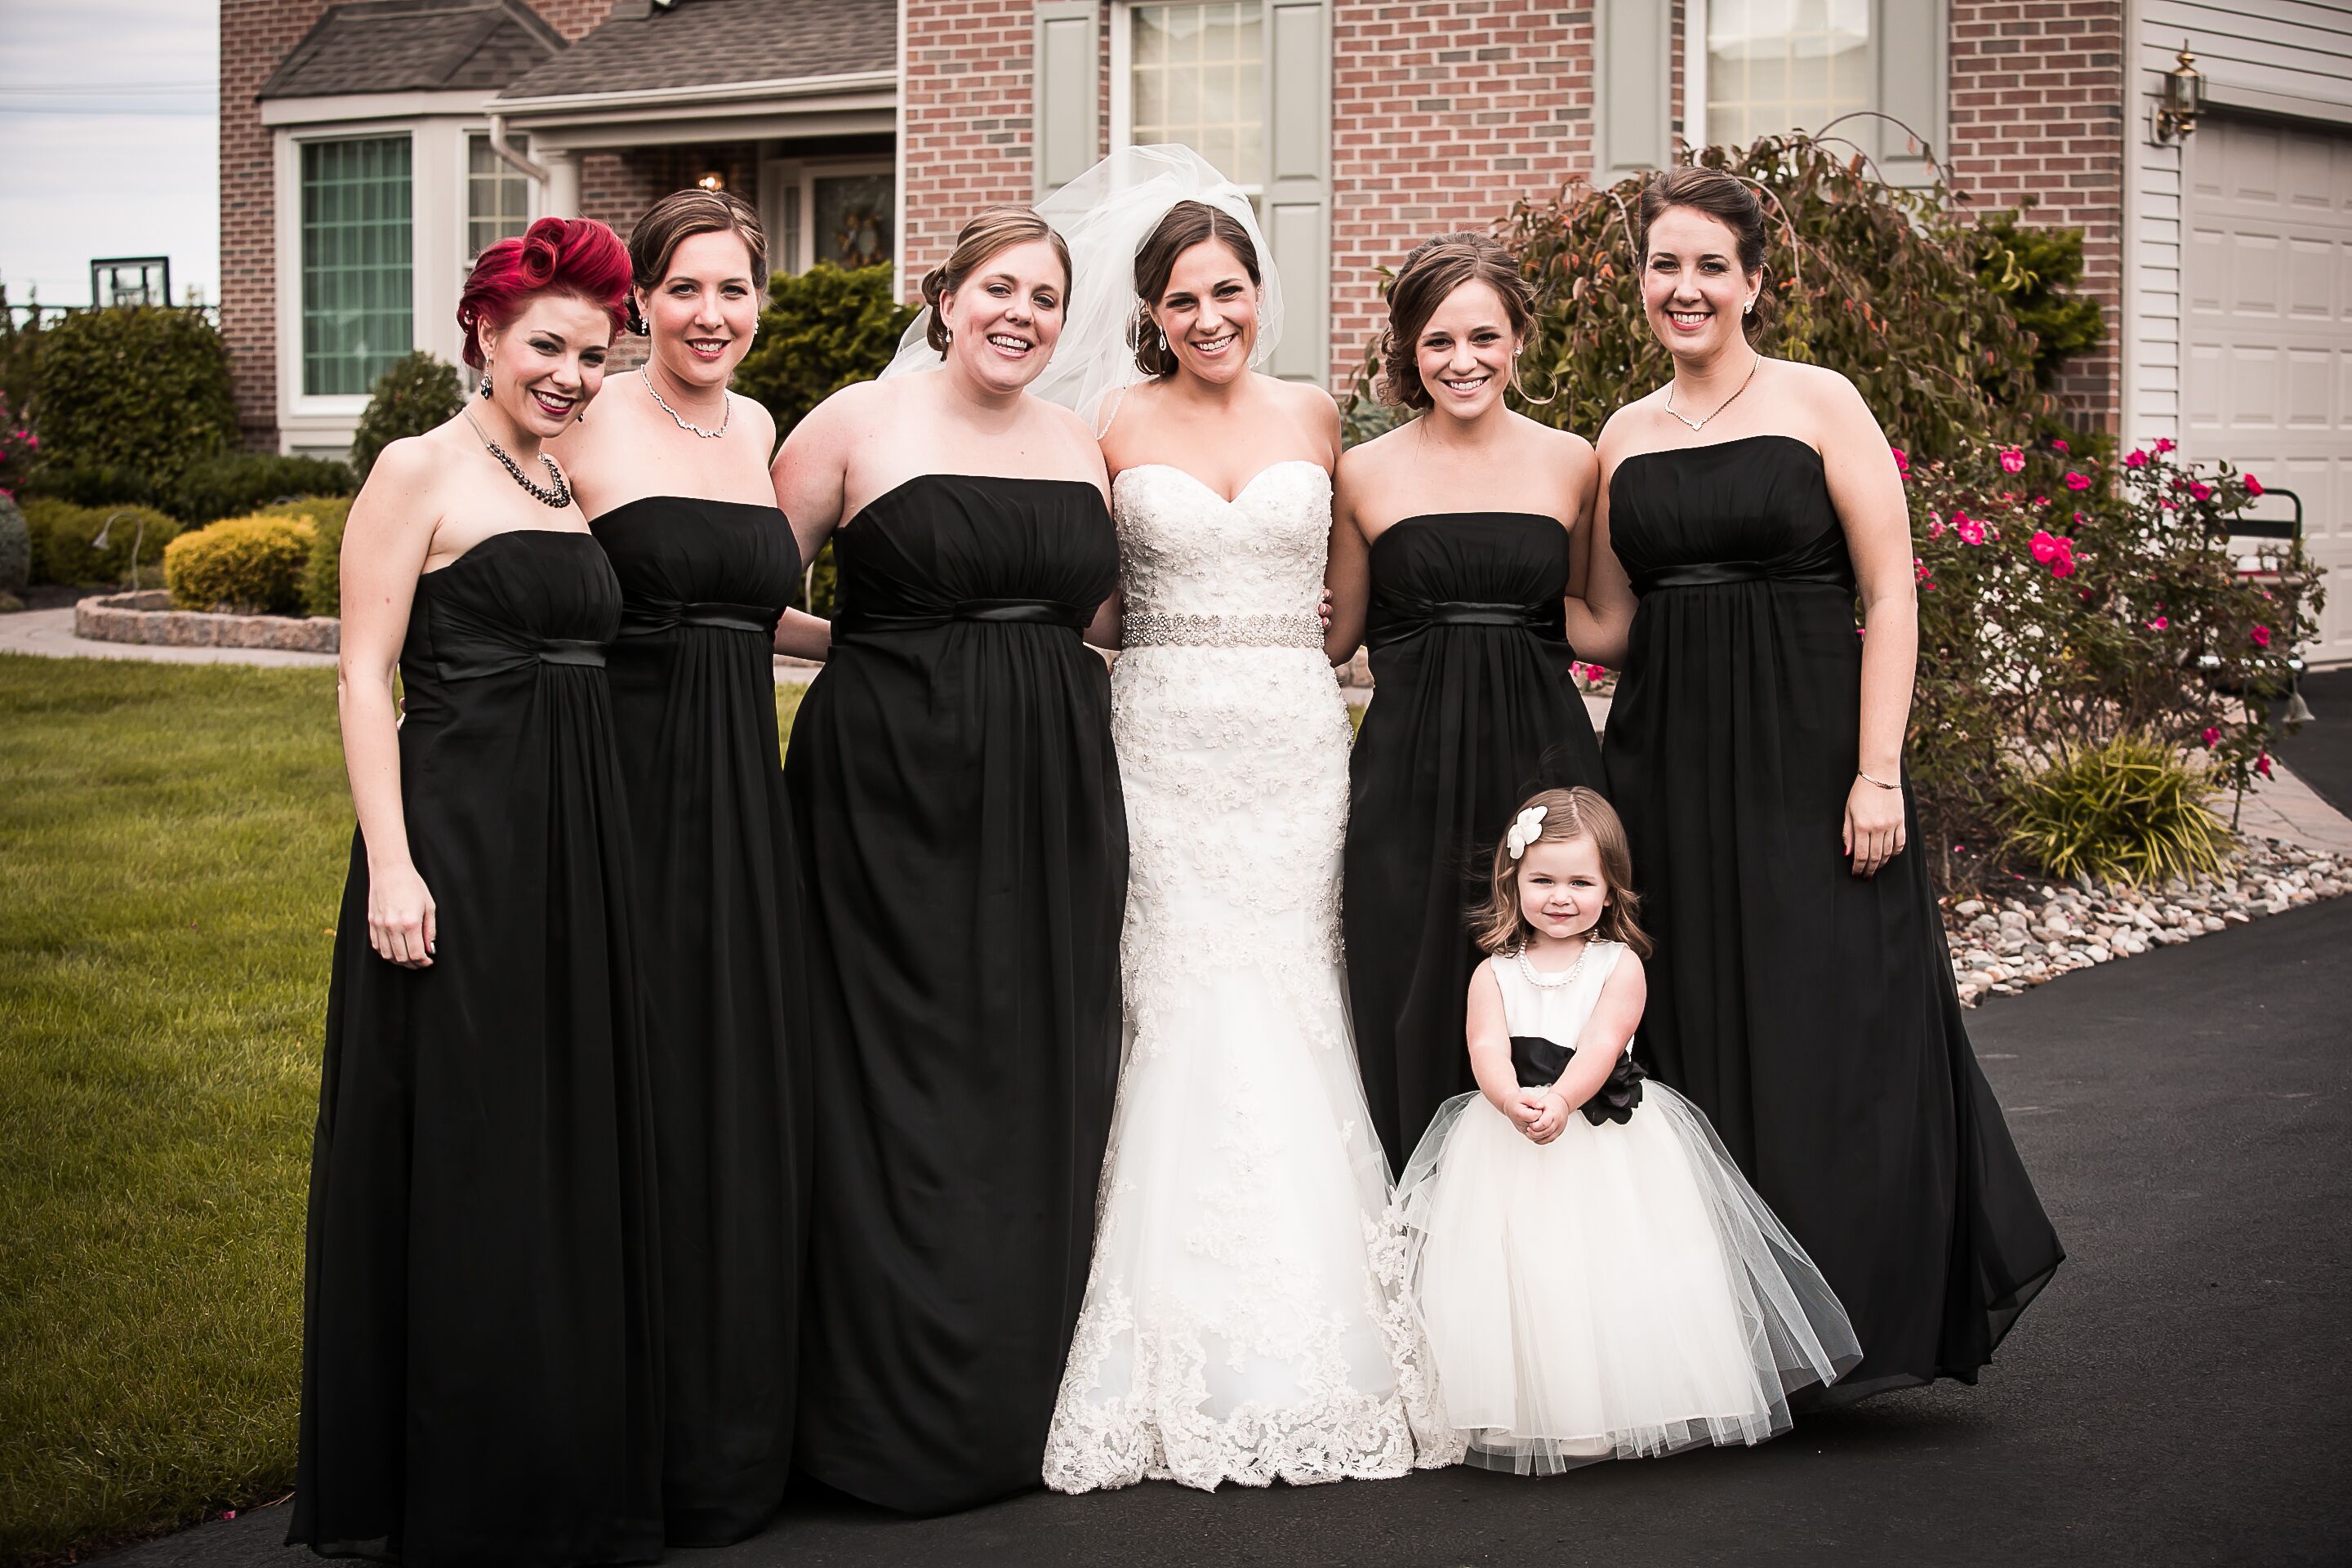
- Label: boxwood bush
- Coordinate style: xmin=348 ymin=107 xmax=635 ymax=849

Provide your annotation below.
xmin=32 ymin=306 xmax=237 ymax=485
xmin=20 ymin=498 xmax=183 ymax=586
xmin=351 ymin=351 xmax=463 ymax=482
xmin=734 ymin=262 xmax=916 ymax=443
xmin=163 ymin=512 xmax=318 ymax=615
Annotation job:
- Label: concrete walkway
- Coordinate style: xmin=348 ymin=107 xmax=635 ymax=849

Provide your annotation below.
xmin=0 ymin=607 xmax=337 ymax=668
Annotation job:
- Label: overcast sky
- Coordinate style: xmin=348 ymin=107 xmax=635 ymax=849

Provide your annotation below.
xmin=0 ymin=0 xmax=220 ymax=308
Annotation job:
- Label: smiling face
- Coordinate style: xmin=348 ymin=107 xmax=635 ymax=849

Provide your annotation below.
xmin=639 ymin=227 xmax=760 ymax=388
xmin=1149 ymin=238 xmax=1259 ymax=386
xmin=1414 ymin=278 xmax=1519 ymax=421
xmin=1641 ymin=204 xmax=1759 ymax=362
xmin=938 ymin=236 xmax=1067 ymax=394
xmin=1517 ymin=834 xmax=1608 ymax=947
xmin=478 ymin=292 xmax=614 ymax=438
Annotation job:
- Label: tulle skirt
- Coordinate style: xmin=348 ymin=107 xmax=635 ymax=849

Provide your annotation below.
xmin=1395 ymin=1086 xmax=1861 ymax=1473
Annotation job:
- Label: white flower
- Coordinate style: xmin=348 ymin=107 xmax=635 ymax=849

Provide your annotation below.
xmin=1505 ymin=804 xmax=1548 ymax=860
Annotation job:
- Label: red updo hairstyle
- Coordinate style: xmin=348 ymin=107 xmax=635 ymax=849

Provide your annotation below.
xmin=456 ymin=216 xmax=632 ymax=368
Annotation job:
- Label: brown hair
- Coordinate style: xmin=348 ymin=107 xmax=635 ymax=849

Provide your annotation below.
xmin=626 ymin=188 xmax=768 ymax=334
xmin=920 ymin=205 xmax=1073 ymax=354
xmin=1377 ymin=232 xmax=1535 ymax=410
xmin=1472 ymin=786 xmax=1651 ymax=959
xmin=1129 ymin=199 xmax=1262 ymax=378
xmin=1637 ymin=165 xmax=1774 ymax=343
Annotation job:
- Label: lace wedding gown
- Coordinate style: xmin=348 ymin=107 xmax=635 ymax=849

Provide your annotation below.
xmin=1042 ymin=460 xmax=1456 ymax=1494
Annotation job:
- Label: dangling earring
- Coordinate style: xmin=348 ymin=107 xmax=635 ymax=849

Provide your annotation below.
xmin=478 ymin=371 xmax=493 ymax=399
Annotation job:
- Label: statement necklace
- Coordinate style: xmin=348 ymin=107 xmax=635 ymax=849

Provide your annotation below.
xmin=1515 ymin=939 xmax=1592 ymax=990
xmin=644 ymin=371 xmax=731 ymax=439
xmin=462 ymin=410 xmax=572 ymax=508
xmin=1664 ymin=350 xmax=1762 ymax=432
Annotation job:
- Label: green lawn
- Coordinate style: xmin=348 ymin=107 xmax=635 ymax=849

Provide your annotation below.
xmin=0 ymin=654 xmax=804 ymax=1566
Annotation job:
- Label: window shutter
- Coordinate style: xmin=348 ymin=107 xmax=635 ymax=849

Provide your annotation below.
xmin=1875 ymin=0 xmax=1945 ymax=186
xmin=1596 ymin=0 xmax=1673 ymax=179
xmin=1034 ymin=2 xmax=1100 ymax=198
xmin=1263 ymin=0 xmax=1330 ymax=384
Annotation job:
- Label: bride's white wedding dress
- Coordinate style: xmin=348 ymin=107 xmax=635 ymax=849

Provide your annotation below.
xmin=1041 ymin=460 xmax=1456 ymax=1494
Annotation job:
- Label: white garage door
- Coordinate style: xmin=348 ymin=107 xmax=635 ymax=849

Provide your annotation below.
xmin=2185 ymin=112 xmax=2352 ymax=665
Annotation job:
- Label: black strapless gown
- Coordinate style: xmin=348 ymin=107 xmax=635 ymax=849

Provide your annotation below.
xmin=593 ymin=497 xmax=806 ymax=1546
xmin=1343 ymin=513 xmax=1606 ymax=1170
xmin=785 ymin=474 xmax=1126 ymax=1515
xmin=292 ymin=529 xmax=662 ymax=1566
xmin=1604 ymin=434 xmax=2061 ymax=1401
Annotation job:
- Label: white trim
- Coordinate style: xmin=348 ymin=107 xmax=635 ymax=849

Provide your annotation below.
xmin=1684 ymin=0 xmax=1708 ymax=154
xmin=457 ymin=125 xmax=540 ymax=267
xmin=515 ymin=105 xmax=894 ymax=150
xmin=894 ymin=0 xmax=909 ymax=296
xmin=261 ymin=89 xmax=493 ymax=127
xmin=490 ymin=69 xmax=896 ymax=117
xmin=760 ymin=156 xmax=896 ymax=274
xmin=1109 ymin=2 xmax=1134 ymax=158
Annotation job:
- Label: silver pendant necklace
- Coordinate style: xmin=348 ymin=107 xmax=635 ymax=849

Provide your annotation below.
xmin=461 ymin=410 xmax=572 ymax=508
xmin=1665 ymin=350 xmax=1762 ymax=433
xmin=644 ymin=370 xmax=731 ymax=439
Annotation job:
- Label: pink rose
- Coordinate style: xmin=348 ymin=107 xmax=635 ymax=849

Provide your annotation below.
xmin=2030 ymin=531 xmax=2059 ymax=564
xmin=2051 ymin=547 xmax=2077 ymax=579
xmin=2201 ymin=727 xmax=2221 ymax=747
xmin=1956 ymin=514 xmax=1986 ymax=546
xmin=1914 ymin=556 xmax=1931 ymax=583
xmin=2244 ymin=474 xmax=2264 ymax=497
xmin=2051 ymin=439 xmax=2069 ymax=453
xmin=1998 ymin=447 xmax=2025 ymax=474
xmin=1927 ymin=519 xmax=1946 ymax=538
xmin=2146 ymin=616 xmax=2168 ymax=630
xmin=2252 ymin=625 xmax=2272 ymax=648
xmin=2189 ymin=481 xmax=2213 ymax=501
xmin=2124 ymin=449 xmax=2149 ymax=467
xmin=2256 ymin=752 xmax=2274 ymax=780
xmin=2065 ymin=471 xmax=2091 ymax=491
xmin=1891 ymin=447 xmax=1909 ymax=475
xmin=2155 ymin=436 xmax=2176 ymax=453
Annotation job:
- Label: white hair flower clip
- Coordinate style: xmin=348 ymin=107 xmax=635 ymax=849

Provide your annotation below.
xmin=1505 ymin=804 xmax=1548 ymax=861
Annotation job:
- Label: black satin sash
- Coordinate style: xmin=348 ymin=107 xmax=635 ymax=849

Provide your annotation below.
xmin=430 ymin=599 xmax=610 ymax=680
xmin=1630 ymin=560 xmax=1855 ymax=595
xmin=617 ymin=599 xmax=782 ymax=637
xmin=1508 ymin=1033 xmax=1646 ymax=1125
xmin=834 ymin=597 xmax=1091 ymax=637
xmin=1364 ymin=599 xmax=1556 ymax=651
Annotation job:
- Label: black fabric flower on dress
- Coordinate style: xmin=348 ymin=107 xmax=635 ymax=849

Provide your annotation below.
xmin=1508 ymin=1035 xmax=1646 ymax=1126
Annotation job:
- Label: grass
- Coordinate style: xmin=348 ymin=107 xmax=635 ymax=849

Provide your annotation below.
xmin=0 ymin=654 xmax=806 ymax=1566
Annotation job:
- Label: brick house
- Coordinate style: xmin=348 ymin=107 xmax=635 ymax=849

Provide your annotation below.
xmin=220 ymin=1 xmax=2352 ymax=657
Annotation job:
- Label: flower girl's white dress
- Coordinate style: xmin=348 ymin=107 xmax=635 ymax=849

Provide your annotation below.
xmin=1394 ymin=941 xmax=1863 ymax=1472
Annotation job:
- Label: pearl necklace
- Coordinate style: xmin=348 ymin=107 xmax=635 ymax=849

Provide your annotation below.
xmin=461 ymin=410 xmax=572 ymax=508
xmin=1664 ymin=350 xmax=1762 ymax=432
xmin=1515 ymin=940 xmax=1592 ymax=990
xmin=644 ymin=371 xmax=731 ymax=439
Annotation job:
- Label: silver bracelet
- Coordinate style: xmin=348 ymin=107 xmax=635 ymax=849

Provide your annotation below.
xmin=1858 ymin=770 xmax=1903 ymax=791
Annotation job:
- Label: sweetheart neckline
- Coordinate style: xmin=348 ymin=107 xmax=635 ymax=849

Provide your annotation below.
xmin=1113 ymin=458 xmax=1328 ymax=508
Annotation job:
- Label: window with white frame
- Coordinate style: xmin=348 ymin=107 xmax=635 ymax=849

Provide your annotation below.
xmin=1118 ymin=2 xmax=1266 ymax=189
xmin=300 ymin=135 xmax=413 ymax=397
xmin=760 ymin=160 xmax=894 ymax=274
xmin=1696 ymin=0 xmax=1873 ymax=147
xmin=466 ymin=132 xmax=532 ymax=260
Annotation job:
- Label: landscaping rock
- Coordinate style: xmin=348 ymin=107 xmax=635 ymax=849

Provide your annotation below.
xmin=74 ymin=590 xmax=339 ymax=654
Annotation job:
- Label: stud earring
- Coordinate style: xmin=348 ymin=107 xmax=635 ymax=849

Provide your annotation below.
xmin=478 ymin=372 xmax=493 ymax=399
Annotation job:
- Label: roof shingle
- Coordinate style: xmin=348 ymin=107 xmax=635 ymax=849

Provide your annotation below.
xmin=494 ymin=0 xmax=896 ymax=103
xmin=258 ymin=0 xmax=567 ymax=100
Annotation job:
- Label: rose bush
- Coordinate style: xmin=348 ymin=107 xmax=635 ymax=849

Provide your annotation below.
xmin=1906 ymin=436 xmax=2320 ymax=888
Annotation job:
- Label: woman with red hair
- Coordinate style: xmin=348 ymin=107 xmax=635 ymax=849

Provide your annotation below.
xmin=291 ymin=216 xmax=665 ymax=1566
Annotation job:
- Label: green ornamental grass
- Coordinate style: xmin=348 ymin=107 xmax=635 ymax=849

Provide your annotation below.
xmin=2002 ymin=732 xmax=2235 ymax=889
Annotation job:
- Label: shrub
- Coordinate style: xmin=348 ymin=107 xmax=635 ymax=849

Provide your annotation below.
xmin=734 ymin=263 xmax=917 ymax=443
xmin=32 ymin=306 xmax=237 ymax=483
xmin=21 ymin=498 xmax=183 ymax=586
xmin=271 ymin=497 xmax=356 ymax=617
xmin=1905 ymin=435 xmax=2321 ymax=889
xmin=2002 ymin=733 xmax=2233 ymax=888
xmin=351 ymin=351 xmax=463 ymax=482
xmin=0 ymin=393 xmax=37 ymax=497
xmin=167 ymin=452 xmax=354 ymax=527
xmin=0 ymin=283 xmax=47 ymax=417
xmin=1344 ymin=132 xmax=2051 ymax=461
xmin=163 ymin=512 xmax=318 ymax=615
xmin=0 ymin=492 xmax=29 ymax=596
xmin=1973 ymin=215 xmax=2107 ymax=394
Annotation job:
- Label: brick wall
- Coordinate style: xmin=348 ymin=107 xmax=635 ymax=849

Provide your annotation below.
xmin=1328 ymin=2 xmax=1597 ymax=390
xmin=901 ymin=0 xmax=1063 ymax=300
xmin=220 ymin=0 xmax=611 ymax=448
xmin=1945 ymin=0 xmax=2127 ymax=428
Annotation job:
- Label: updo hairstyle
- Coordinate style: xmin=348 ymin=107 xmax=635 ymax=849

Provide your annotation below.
xmin=920 ymin=206 xmax=1073 ymax=354
xmin=625 ymin=187 xmax=770 ymax=335
xmin=1129 ymin=199 xmax=1261 ymax=378
xmin=1376 ymin=231 xmax=1535 ymax=411
xmin=456 ymin=216 xmax=631 ymax=368
xmin=1636 ymin=165 xmax=1775 ymax=343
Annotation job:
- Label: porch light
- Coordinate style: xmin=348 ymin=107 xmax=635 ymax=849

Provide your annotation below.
xmin=696 ymin=172 xmax=724 ymax=191
xmin=2157 ymin=44 xmax=2205 ymax=143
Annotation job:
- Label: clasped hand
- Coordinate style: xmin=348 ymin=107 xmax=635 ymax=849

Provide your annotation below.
xmin=1508 ymin=1087 xmax=1570 ymax=1145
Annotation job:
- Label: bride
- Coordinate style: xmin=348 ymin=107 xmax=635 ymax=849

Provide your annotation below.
xmin=1024 ymin=147 xmax=1450 ymax=1490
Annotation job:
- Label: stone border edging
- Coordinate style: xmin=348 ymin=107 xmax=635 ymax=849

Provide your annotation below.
xmin=75 ymin=590 xmax=341 ymax=655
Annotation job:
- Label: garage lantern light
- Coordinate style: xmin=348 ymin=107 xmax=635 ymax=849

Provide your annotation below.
xmin=2157 ymin=44 xmax=2206 ymax=144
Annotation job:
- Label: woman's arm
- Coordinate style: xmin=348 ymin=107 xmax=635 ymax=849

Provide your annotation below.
xmin=1466 ymin=962 xmax=1540 ymax=1131
xmin=771 ymin=390 xmax=863 ymax=662
xmin=1323 ymin=448 xmax=1373 ymax=666
xmin=1529 ymin=951 xmax=1649 ymax=1140
xmin=1815 ymin=372 xmax=1916 ymax=879
xmin=336 ymin=441 xmax=441 ymax=968
xmin=1560 ymin=430 xmax=1635 ymax=669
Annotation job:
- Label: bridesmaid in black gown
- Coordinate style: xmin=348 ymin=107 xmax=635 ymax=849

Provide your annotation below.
xmin=1329 ymin=234 xmax=1606 ymax=1172
xmin=770 ymin=208 xmax=1125 ymax=1515
xmin=551 ymin=189 xmax=826 ymax=1546
xmin=293 ymin=220 xmax=662 ymax=1565
xmin=1570 ymin=169 xmax=2060 ymax=1401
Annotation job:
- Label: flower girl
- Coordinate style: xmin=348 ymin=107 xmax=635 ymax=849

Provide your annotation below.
xmin=1393 ymin=787 xmax=1862 ymax=1472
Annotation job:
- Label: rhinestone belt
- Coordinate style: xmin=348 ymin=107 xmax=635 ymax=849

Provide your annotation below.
xmin=1123 ymin=609 xmax=1324 ymax=649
